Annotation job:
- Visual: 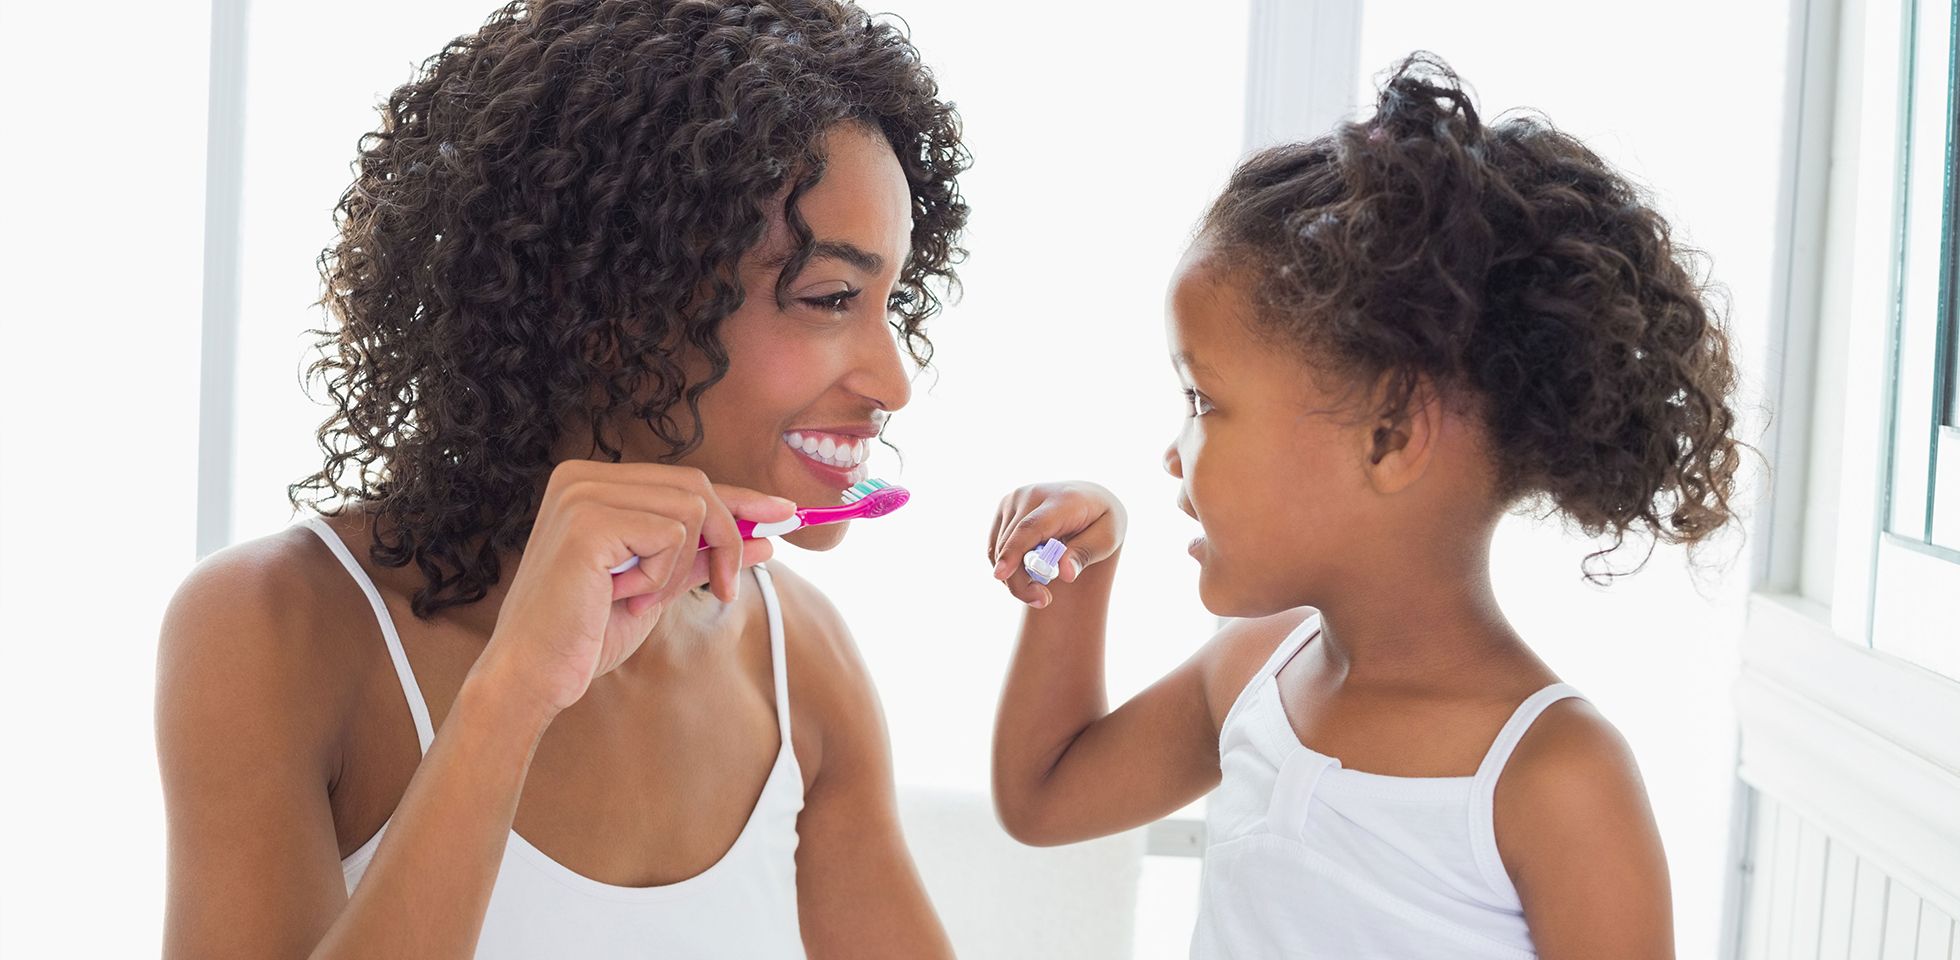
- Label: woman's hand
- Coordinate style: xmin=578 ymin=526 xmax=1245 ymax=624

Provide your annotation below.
xmin=986 ymin=481 xmax=1127 ymax=608
xmin=476 ymin=460 xmax=796 ymax=720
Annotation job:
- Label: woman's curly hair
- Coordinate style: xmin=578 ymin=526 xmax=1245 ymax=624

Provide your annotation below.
xmin=290 ymin=0 xmax=969 ymax=617
xmin=1201 ymin=53 xmax=1743 ymax=580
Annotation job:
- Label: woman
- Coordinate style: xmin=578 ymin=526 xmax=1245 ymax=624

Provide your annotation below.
xmin=156 ymin=1 xmax=968 ymax=957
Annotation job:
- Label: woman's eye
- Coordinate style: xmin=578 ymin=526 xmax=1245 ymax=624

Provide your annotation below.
xmin=886 ymin=289 xmax=917 ymax=313
xmin=801 ymin=288 xmax=862 ymax=313
xmin=1182 ymin=389 xmax=1213 ymax=417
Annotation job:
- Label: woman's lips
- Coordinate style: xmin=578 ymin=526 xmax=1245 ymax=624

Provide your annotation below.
xmin=783 ymin=430 xmax=869 ymax=490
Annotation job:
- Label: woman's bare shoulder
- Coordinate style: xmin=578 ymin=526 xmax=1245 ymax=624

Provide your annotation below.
xmin=156 ymin=520 xmax=373 ymax=770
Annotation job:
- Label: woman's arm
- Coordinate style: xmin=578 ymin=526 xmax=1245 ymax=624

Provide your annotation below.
xmin=1497 ymin=699 xmax=1675 ymax=959
xmin=159 ymin=463 xmax=791 ymax=959
xmin=157 ymin=547 xmax=554 ymax=960
xmin=773 ymin=566 xmax=954 ymax=960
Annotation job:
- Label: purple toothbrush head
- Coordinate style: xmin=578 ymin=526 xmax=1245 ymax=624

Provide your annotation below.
xmin=1023 ymin=538 xmax=1067 ymax=585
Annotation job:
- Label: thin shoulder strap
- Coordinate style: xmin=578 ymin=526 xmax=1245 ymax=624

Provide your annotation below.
xmin=749 ymin=563 xmax=792 ymax=743
xmin=1257 ymin=612 xmax=1322 ymax=682
xmin=1219 ymin=611 xmax=1323 ymax=735
xmin=1468 ymin=681 xmax=1585 ymax=904
xmin=300 ymin=516 xmax=436 ymax=755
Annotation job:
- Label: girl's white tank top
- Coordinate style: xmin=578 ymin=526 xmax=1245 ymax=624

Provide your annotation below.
xmin=1192 ymin=612 xmax=1581 ymax=959
xmin=303 ymin=516 xmax=807 ymax=959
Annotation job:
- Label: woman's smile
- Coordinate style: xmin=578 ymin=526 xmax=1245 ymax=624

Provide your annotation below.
xmin=781 ymin=426 xmax=876 ymax=492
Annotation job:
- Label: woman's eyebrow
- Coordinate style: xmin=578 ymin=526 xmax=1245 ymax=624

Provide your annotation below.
xmin=764 ymin=238 xmax=886 ymax=277
xmin=809 ymin=240 xmax=884 ymax=272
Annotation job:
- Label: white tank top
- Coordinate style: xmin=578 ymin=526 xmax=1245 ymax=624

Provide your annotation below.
xmin=1192 ymin=613 xmax=1580 ymax=959
xmin=302 ymin=516 xmax=808 ymax=959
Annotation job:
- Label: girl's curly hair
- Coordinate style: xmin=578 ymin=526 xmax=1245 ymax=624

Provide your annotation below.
xmin=290 ymin=0 xmax=969 ymax=617
xmin=1201 ymin=53 xmax=1743 ymax=580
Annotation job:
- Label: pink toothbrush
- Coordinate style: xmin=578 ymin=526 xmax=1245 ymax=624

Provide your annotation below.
xmin=608 ymin=478 xmax=910 ymax=576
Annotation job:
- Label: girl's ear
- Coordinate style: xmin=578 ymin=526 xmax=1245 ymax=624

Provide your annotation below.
xmin=1362 ymin=372 xmax=1441 ymax=496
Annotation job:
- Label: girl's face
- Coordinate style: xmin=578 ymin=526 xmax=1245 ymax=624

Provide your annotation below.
xmin=638 ymin=123 xmax=916 ymax=551
xmin=1162 ymin=247 xmax=1380 ymax=616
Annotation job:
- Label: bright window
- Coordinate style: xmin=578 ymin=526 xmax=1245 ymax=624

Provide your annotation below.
xmin=1872 ymin=0 xmax=1960 ymax=679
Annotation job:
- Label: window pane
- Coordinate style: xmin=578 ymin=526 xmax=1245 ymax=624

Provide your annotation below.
xmin=1884 ymin=0 xmax=1958 ymax=540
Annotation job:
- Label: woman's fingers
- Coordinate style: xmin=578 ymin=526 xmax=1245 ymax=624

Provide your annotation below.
xmin=604 ymin=506 xmax=691 ymax=601
xmin=584 ymin=476 xmax=792 ymax=604
xmin=707 ymin=484 xmax=794 ymax=602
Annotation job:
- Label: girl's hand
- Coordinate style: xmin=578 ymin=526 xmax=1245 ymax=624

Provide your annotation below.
xmin=476 ymin=460 xmax=796 ymax=721
xmin=986 ymin=481 xmax=1127 ymax=608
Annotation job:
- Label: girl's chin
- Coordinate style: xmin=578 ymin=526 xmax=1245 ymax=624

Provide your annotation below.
xmin=1197 ymin=566 xmax=1286 ymax=619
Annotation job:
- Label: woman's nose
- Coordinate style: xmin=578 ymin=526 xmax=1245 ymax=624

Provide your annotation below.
xmin=1163 ymin=441 xmax=1182 ymax=479
xmin=849 ymin=315 xmax=914 ymax=413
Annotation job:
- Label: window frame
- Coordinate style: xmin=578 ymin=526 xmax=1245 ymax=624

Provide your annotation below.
xmin=1871 ymin=0 xmax=1960 ymax=675
xmin=1730 ymin=0 xmax=1960 ymax=950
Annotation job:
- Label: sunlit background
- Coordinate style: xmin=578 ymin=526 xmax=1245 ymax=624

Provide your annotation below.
xmin=2 ymin=1 xmax=1798 ymax=955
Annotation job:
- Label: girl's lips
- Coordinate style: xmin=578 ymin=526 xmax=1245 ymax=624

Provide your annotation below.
xmin=1188 ymin=535 xmax=1207 ymax=559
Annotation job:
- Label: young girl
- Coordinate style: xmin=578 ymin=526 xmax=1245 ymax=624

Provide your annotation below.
xmin=987 ymin=54 xmax=1739 ymax=958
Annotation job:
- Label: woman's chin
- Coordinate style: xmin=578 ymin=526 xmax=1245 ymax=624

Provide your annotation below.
xmin=783 ymin=521 xmax=849 ymax=552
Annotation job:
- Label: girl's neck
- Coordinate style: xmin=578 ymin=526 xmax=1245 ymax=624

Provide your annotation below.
xmin=1312 ymin=575 xmax=1522 ymax=681
xmin=1306 ymin=523 xmax=1529 ymax=682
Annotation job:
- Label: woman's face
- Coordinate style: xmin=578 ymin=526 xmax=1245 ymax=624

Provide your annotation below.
xmin=661 ymin=123 xmax=917 ymax=551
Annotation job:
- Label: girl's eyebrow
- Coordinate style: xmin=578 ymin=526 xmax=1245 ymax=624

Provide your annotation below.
xmin=1173 ymin=350 xmax=1223 ymax=382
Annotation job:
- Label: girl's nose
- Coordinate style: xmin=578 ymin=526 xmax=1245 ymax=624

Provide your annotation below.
xmin=1163 ymin=441 xmax=1183 ymax=479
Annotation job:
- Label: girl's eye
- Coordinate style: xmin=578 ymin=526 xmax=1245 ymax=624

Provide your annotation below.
xmin=886 ymin=289 xmax=917 ymax=313
xmin=801 ymin=288 xmax=862 ymax=313
xmin=1183 ymin=389 xmax=1214 ymax=417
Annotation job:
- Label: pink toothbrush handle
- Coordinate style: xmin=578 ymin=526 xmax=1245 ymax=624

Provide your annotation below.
xmin=608 ymin=486 xmax=906 ymax=576
xmin=609 ymin=516 xmax=791 ymax=576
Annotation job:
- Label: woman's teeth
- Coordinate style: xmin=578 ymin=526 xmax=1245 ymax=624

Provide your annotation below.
xmin=784 ymin=432 xmax=871 ymax=469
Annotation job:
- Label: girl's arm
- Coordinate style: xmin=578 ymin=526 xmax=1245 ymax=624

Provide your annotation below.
xmin=987 ymin=482 xmax=1296 ymax=846
xmin=1497 ymin=699 xmax=1675 ymax=959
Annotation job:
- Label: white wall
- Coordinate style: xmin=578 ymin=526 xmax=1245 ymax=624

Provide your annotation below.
xmin=0 ymin=4 xmax=210 ymax=957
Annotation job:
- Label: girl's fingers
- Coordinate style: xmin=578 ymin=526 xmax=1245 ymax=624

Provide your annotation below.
xmin=987 ymin=498 xmax=1013 ymax=569
xmin=991 ymin=495 xmax=1025 ymax=574
xmin=1000 ymin=567 xmax=1054 ymax=608
xmin=1058 ymin=516 xmax=1121 ymax=583
xmin=994 ymin=503 xmax=1066 ymax=583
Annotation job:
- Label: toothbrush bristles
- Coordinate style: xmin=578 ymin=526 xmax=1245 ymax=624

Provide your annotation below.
xmin=841 ymin=478 xmax=889 ymax=502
